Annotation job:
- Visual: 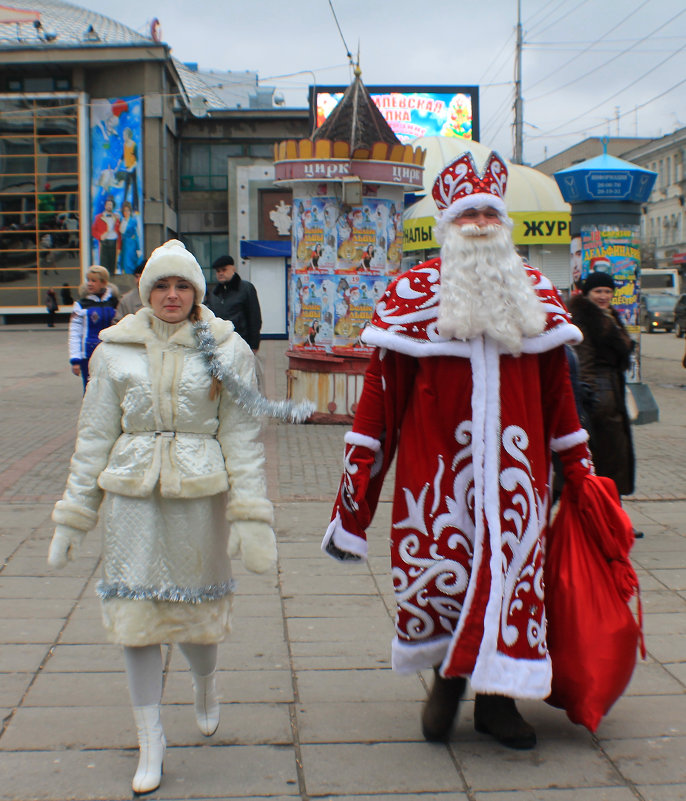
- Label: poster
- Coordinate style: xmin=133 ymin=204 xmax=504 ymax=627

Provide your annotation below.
xmin=90 ymin=96 xmax=144 ymax=275
xmin=290 ymin=273 xmax=336 ymax=350
xmin=332 ymin=274 xmax=385 ymax=354
xmin=292 ymin=194 xmax=403 ymax=275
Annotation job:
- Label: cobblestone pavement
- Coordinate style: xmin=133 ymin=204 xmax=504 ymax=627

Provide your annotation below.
xmin=1 ymin=324 xmax=685 ymax=801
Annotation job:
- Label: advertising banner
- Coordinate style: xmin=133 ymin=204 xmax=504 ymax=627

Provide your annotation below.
xmin=313 ymin=86 xmax=479 ymax=144
xmin=90 ymin=96 xmax=144 ymax=275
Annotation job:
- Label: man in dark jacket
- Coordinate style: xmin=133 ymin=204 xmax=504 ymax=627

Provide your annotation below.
xmin=205 ymin=255 xmax=262 ymax=351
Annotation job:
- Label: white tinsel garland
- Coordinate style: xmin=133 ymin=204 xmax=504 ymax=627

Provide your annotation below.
xmin=194 ymin=321 xmax=315 ymax=423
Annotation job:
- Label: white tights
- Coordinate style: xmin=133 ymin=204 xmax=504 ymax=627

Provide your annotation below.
xmin=124 ymin=643 xmax=218 ymax=707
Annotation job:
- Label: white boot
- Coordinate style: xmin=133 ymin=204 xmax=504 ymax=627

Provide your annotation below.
xmin=132 ymin=705 xmax=166 ymax=795
xmin=191 ymin=672 xmax=220 ymax=736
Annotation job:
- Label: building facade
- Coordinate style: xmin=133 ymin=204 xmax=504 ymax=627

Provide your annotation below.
xmin=536 ymin=134 xmax=686 ymax=272
xmin=0 ymin=1 xmax=308 ymax=324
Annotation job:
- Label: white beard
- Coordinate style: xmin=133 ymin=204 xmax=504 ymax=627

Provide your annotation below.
xmin=435 ymin=223 xmax=547 ymax=355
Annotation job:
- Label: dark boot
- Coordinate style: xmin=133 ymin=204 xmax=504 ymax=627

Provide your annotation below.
xmin=421 ymin=667 xmax=467 ymax=742
xmin=474 ymin=693 xmax=536 ymax=749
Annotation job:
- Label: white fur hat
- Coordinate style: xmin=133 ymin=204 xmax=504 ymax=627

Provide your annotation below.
xmin=139 ymin=239 xmax=206 ymax=307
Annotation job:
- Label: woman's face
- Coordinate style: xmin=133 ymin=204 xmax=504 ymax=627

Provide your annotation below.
xmin=587 ymin=286 xmax=613 ymax=309
xmin=149 ymin=276 xmax=195 ymax=323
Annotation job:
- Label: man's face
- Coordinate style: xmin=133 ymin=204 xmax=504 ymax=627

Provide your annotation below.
xmin=215 ymin=264 xmax=235 ymax=283
xmin=104 ymin=200 xmax=113 ymax=213
xmin=570 ymin=236 xmax=583 ymax=280
xmin=452 ymin=207 xmax=502 ymax=230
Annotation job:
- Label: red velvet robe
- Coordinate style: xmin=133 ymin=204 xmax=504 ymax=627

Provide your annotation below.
xmin=323 ymin=258 xmax=591 ymax=699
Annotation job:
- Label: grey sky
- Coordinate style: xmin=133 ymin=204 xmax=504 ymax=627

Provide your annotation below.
xmin=79 ymin=0 xmax=686 ymax=166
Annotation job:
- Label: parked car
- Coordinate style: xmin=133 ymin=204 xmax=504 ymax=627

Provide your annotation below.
xmin=674 ymin=294 xmax=686 ymax=337
xmin=639 ymin=293 xmax=676 ymax=333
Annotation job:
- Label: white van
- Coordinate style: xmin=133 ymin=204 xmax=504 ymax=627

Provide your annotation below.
xmin=641 ymin=268 xmax=680 ymax=295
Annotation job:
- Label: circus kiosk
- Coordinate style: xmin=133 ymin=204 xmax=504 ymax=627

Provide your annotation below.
xmin=273 ymin=71 xmax=425 ymax=422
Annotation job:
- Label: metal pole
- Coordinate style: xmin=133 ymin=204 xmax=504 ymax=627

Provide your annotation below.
xmin=513 ymin=0 xmax=524 ymax=164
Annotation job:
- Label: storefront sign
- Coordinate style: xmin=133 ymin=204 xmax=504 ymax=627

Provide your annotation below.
xmin=275 ymin=159 xmax=423 ymax=189
xmin=402 ymin=211 xmax=572 ymax=252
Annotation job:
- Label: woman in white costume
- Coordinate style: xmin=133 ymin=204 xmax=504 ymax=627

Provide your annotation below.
xmin=48 ymin=240 xmax=279 ymax=795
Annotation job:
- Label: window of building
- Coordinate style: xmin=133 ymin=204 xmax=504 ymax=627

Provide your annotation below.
xmin=248 ymin=143 xmax=275 ymax=158
xmin=0 ymin=94 xmax=82 ymax=309
xmin=181 ymin=233 xmax=228 ymax=280
xmin=180 ymin=143 xmax=243 ymax=191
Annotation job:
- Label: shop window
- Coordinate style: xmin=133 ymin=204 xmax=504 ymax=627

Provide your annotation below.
xmin=181 ymin=233 xmax=228 ymax=280
xmin=180 ymin=143 xmax=243 ymax=191
xmin=248 ymin=143 xmax=274 ymax=158
xmin=0 ymin=95 xmax=82 ymax=309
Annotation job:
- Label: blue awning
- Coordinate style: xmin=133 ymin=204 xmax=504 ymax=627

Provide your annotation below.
xmin=239 ymin=240 xmax=291 ymax=258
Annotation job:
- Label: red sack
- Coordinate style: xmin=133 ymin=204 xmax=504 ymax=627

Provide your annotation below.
xmin=545 ymin=475 xmax=644 ymax=732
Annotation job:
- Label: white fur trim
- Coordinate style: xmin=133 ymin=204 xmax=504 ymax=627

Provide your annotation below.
xmin=226 ymin=496 xmax=274 ymax=524
xmin=443 ymin=338 xmax=490 ymax=667
xmin=139 ymin=239 xmax=206 ymax=306
xmin=363 ymin=323 xmax=582 ymax=360
xmin=391 ymin=635 xmax=452 ymax=674
xmin=101 ymin=596 xmax=232 ymax=646
xmin=344 ymin=431 xmax=381 ymax=452
xmin=470 ymin=651 xmax=552 ymax=699
xmin=438 ymin=193 xmax=507 ymax=225
xmin=362 ymin=326 xmax=473 ymax=358
xmin=321 ymin=512 xmax=368 ymax=561
xmin=550 ymin=428 xmax=589 ymax=452
xmin=52 ymin=500 xmax=99 ymax=532
xmin=469 ymin=340 xmax=508 ymax=685
xmin=519 ymin=322 xmax=582 ymax=353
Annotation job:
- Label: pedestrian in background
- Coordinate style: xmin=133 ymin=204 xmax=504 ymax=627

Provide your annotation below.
xmin=60 ymin=283 xmax=74 ymax=306
xmin=569 ymin=272 xmax=635 ymax=497
xmin=45 ymin=287 xmax=58 ymax=327
xmin=113 ymin=260 xmax=145 ymax=321
xmin=68 ymin=265 xmax=119 ymax=392
xmin=48 ymin=240 xmax=277 ymax=795
xmin=204 ymin=255 xmax=262 ymax=352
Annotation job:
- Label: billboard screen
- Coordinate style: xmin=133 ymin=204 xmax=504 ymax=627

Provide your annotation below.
xmin=310 ymin=85 xmax=479 ymax=145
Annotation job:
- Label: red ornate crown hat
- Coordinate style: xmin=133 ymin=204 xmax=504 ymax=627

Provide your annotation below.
xmin=432 ymin=150 xmax=508 ymax=222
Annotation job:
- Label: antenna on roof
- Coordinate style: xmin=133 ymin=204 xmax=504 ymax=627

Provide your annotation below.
xmin=328 ymin=0 xmax=358 ymax=72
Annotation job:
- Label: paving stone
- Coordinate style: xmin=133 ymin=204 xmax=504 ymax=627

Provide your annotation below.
xmin=23 ymin=671 xmax=129 ymax=707
xmin=295 ymin=668 xmax=425 ymax=703
xmin=0 ymin=618 xmax=64 ymax=644
xmin=295 ymin=700 xmax=422 ymax=743
xmin=458 ymin=736 xmax=617 ymax=792
xmin=603 ymin=736 xmax=686 ymax=784
xmin=301 ymin=741 xmax=465 ymax=795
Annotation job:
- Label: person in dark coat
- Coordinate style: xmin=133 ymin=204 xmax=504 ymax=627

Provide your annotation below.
xmin=45 ymin=288 xmax=59 ymax=327
xmin=204 ymin=255 xmax=262 ymax=351
xmin=569 ymin=272 xmax=635 ymax=496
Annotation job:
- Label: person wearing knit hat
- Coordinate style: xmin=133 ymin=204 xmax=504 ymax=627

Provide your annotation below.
xmin=48 ymin=239 xmax=279 ymax=795
xmin=138 ymin=239 xmax=206 ymax=307
xmin=581 ymin=270 xmax=616 ymax=295
xmin=569 ymin=272 xmax=635 ymax=502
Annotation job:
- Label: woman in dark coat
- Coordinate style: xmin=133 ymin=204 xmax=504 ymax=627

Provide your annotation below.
xmin=569 ymin=272 xmax=635 ymax=496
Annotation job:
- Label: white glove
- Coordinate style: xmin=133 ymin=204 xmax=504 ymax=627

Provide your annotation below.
xmin=48 ymin=525 xmax=83 ymax=569
xmin=229 ymin=520 xmax=277 ymax=574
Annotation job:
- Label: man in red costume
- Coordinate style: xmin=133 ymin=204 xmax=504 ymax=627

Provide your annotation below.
xmin=323 ymin=151 xmax=592 ymax=749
